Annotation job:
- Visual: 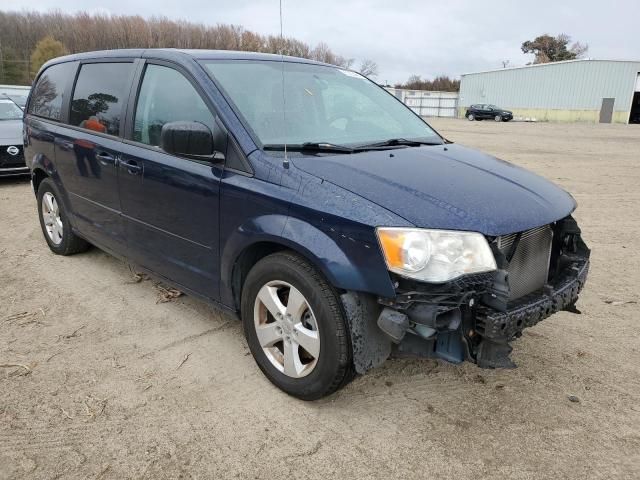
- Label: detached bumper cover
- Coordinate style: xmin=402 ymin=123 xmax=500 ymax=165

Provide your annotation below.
xmin=476 ymin=257 xmax=589 ymax=341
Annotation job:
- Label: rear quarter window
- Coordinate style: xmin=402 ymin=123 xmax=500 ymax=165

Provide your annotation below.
xmin=70 ymin=62 xmax=133 ymax=136
xmin=28 ymin=62 xmax=77 ymax=121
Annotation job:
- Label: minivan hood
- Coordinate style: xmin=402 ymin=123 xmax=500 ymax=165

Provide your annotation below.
xmin=0 ymin=119 xmax=22 ymax=143
xmin=291 ymin=144 xmax=575 ymax=236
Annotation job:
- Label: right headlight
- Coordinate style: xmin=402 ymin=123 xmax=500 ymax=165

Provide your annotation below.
xmin=376 ymin=227 xmax=496 ymax=283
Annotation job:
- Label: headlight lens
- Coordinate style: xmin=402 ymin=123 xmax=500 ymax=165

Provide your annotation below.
xmin=376 ymin=228 xmax=496 ymax=282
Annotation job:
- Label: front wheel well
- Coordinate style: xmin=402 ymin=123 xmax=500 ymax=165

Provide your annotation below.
xmin=231 ymin=241 xmax=342 ymax=314
xmin=32 ymin=168 xmax=48 ymax=195
xmin=231 ymin=242 xmax=289 ymax=312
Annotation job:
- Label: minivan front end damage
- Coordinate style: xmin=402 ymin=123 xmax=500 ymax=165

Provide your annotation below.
xmin=342 ymin=216 xmax=590 ymax=373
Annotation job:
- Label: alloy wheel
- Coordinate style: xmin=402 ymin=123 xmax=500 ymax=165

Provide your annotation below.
xmin=42 ymin=192 xmax=63 ymax=245
xmin=253 ymin=280 xmax=320 ymax=378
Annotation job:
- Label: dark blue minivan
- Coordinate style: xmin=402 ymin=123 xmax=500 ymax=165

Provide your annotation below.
xmin=24 ymin=49 xmax=589 ymax=399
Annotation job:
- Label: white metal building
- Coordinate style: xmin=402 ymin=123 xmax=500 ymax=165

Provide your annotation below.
xmin=385 ymin=87 xmax=458 ymax=118
xmin=459 ymin=59 xmax=640 ymax=124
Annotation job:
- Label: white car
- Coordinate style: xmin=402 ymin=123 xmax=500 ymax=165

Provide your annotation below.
xmin=0 ymin=98 xmax=28 ymax=177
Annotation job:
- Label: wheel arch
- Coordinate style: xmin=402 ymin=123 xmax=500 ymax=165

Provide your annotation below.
xmin=32 ymin=167 xmax=49 ymax=195
xmin=30 ymin=154 xmax=75 ymax=217
xmin=229 ymin=240 xmax=291 ymax=312
xmin=227 ymin=237 xmax=347 ymax=314
xmin=220 ymin=215 xmax=396 ymax=312
xmin=31 ymin=152 xmax=58 ymax=192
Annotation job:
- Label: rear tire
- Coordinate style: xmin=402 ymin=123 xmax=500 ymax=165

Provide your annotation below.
xmin=37 ymin=178 xmax=90 ymax=256
xmin=241 ymin=251 xmax=352 ymax=400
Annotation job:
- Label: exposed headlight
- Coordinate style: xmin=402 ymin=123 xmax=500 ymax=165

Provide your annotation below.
xmin=376 ymin=228 xmax=496 ymax=282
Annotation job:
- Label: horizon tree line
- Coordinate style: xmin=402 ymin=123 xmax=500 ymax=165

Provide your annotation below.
xmin=0 ymin=10 xmax=383 ymax=85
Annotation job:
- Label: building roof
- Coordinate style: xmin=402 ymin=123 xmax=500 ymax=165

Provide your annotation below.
xmin=462 ymin=58 xmax=640 ymax=76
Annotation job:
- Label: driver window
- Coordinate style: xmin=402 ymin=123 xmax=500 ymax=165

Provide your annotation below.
xmin=133 ymin=65 xmax=215 ymax=147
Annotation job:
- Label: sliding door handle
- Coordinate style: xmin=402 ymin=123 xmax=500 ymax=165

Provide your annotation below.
xmin=96 ymin=152 xmax=116 ymax=165
xmin=119 ymin=159 xmax=143 ymax=175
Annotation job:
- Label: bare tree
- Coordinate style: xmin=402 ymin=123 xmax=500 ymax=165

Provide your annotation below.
xmin=359 ymin=59 xmax=378 ymax=77
xmin=310 ymin=42 xmax=334 ymax=63
xmin=337 ymin=57 xmax=355 ymax=69
xmin=570 ymin=41 xmax=589 ymax=59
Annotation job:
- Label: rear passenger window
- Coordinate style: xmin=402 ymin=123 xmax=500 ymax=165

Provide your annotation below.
xmin=70 ymin=63 xmax=133 ymax=136
xmin=28 ymin=62 xmax=77 ymax=121
xmin=133 ymin=65 xmax=215 ymax=147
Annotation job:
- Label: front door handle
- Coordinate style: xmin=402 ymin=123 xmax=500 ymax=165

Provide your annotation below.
xmin=96 ymin=151 xmax=116 ymax=165
xmin=119 ymin=159 xmax=143 ymax=175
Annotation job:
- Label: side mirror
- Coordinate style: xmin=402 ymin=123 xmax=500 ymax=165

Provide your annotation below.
xmin=160 ymin=121 xmax=218 ymax=161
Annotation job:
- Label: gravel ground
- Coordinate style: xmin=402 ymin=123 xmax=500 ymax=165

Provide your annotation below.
xmin=1 ymin=118 xmax=639 ymax=479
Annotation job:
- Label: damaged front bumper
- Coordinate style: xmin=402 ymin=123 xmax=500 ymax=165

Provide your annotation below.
xmin=342 ymin=216 xmax=591 ymax=373
xmin=476 ymin=257 xmax=589 ymax=342
xmin=472 ymin=252 xmax=589 ymax=368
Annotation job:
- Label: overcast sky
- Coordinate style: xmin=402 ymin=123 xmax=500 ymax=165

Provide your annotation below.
xmin=6 ymin=0 xmax=640 ymax=83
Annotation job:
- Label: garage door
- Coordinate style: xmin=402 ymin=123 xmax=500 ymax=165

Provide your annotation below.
xmin=636 ymin=73 xmax=640 ymax=92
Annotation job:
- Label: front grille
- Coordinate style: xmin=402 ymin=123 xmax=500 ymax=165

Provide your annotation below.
xmin=0 ymin=145 xmax=25 ymax=168
xmin=497 ymin=225 xmax=553 ymax=301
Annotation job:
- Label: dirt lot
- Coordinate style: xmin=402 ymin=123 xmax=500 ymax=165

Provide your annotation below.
xmin=1 ymin=118 xmax=639 ymax=479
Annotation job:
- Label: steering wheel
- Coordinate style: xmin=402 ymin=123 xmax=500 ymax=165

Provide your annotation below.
xmin=327 ymin=113 xmax=351 ymax=129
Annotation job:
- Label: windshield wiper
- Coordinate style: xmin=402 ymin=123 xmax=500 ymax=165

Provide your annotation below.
xmin=263 ymin=142 xmax=354 ymax=154
xmin=355 ymin=138 xmax=444 ymax=149
xmin=263 ymin=138 xmax=443 ymax=154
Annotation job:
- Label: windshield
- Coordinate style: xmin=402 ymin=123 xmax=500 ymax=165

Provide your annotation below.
xmin=202 ymin=60 xmax=441 ymax=148
xmin=0 ymin=100 xmax=23 ymax=120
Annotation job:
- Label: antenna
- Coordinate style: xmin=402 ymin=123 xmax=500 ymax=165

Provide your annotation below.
xmin=279 ymin=0 xmax=289 ymax=168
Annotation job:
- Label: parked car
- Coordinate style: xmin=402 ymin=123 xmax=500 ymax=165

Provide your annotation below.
xmin=0 ymin=85 xmax=31 ymax=109
xmin=0 ymin=97 xmax=28 ymax=177
xmin=24 ymin=50 xmax=589 ymax=399
xmin=5 ymin=94 xmax=29 ymax=110
xmin=466 ymin=104 xmax=513 ymax=122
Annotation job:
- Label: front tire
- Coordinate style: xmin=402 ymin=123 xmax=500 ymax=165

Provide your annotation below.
xmin=467 ymin=113 xmax=475 ymax=121
xmin=241 ymin=251 xmax=352 ymax=400
xmin=37 ymin=178 xmax=90 ymax=255
xmin=495 ymin=115 xmax=503 ymax=122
